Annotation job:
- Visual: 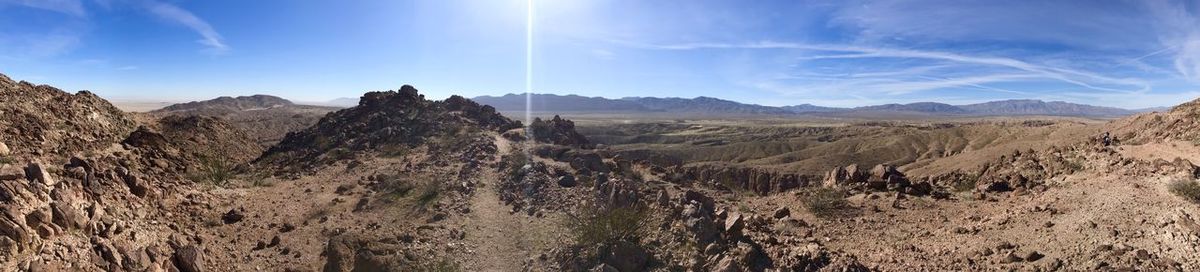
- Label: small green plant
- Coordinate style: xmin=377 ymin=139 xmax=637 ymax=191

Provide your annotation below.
xmin=1169 ymin=178 xmax=1200 ymax=203
xmin=414 ymin=182 xmax=442 ymax=209
xmin=802 ymin=187 xmax=856 ymax=218
xmin=188 ymin=156 xmax=234 ymax=186
xmin=569 ymin=205 xmax=649 ymax=246
xmin=952 ymin=176 xmax=977 ymax=192
xmin=0 ymin=155 xmax=13 ymax=165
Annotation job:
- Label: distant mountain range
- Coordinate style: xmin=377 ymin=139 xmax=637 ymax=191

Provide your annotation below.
xmin=472 ymin=93 xmax=1143 ymax=117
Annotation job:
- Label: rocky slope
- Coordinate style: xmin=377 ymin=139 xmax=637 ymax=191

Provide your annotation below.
xmin=0 ymin=73 xmax=235 ymax=272
xmin=0 ymin=74 xmax=136 ymax=158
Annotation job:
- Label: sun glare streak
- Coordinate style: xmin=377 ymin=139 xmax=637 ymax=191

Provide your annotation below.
xmin=525 ymin=0 xmax=533 ymax=127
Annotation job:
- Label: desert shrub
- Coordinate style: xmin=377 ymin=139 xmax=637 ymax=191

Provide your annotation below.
xmin=950 ymin=174 xmax=979 ymax=192
xmin=374 ymin=173 xmax=442 ymax=211
xmin=570 ymin=205 xmax=649 ymax=247
xmin=326 ymin=147 xmax=354 ymax=161
xmin=379 ymin=144 xmax=411 ymax=158
xmin=189 ymin=156 xmax=234 ymax=186
xmin=500 ymin=152 xmax=530 ymax=179
xmin=1169 ymin=178 xmax=1200 ymax=203
xmin=0 ymin=155 xmax=13 ymax=165
xmin=414 ymin=182 xmax=442 ymax=209
xmin=802 ymin=187 xmax=856 ymax=218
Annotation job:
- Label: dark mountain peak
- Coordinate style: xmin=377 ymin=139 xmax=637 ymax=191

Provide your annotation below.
xmin=158 ymin=94 xmax=294 ymax=113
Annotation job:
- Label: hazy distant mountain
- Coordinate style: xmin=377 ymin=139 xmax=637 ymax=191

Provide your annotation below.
xmin=156 ymin=95 xmax=294 ymax=113
xmin=1133 ymin=106 xmax=1171 ymax=113
xmin=473 ymin=93 xmax=650 ymax=112
xmin=958 ymin=99 xmax=1134 ymax=117
xmin=622 ymin=96 xmax=793 ymax=114
xmin=853 ymin=102 xmax=967 ymax=113
xmin=470 ymin=93 xmax=1142 ymax=118
xmin=324 ymin=97 xmax=358 ymax=107
xmin=781 ymin=104 xmax=845 ymax=113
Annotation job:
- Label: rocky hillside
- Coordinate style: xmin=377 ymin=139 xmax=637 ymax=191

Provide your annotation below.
xmin=0 ymin=74 xmax=136 ymax=158
xmin=0 ymin=73 xmax=243 ymax=272
xmin=257 ymin=85 xmax=520 ymax=173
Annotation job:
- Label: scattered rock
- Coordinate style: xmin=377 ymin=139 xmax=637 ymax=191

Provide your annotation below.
xmin=173 ymin=245 xmax=204 ymax=272
xmin=222 ymin=209 xmax=244 ymax=224
xmin=773 ymin=207 xmax=791 ymax=219
xmin=1000 ymin=253 xmax=1023 ymax=263
xmin=24 ymin=161 xmax=55 ymax=186
xmin=556 ymin=175 xmax=577 ymax=187
xmin=1023 ymin=250 xmax=1043 ymax=262
xmin=0 ymin=164 xmax=24 ymax=180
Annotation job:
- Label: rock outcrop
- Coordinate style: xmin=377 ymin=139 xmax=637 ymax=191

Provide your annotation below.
xmin=528 ymin=115 xmax=592 ymax=148
xmin=671 ymin=164 xmax=809 ymax=195
xmin=257 ymin=86 xmax=520 ymax=173
xmin=823 ymin=163 xmax=935 ymax=195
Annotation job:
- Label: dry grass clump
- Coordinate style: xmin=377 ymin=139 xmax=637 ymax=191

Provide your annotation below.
xmin=802 ymin=187 xmax=857 ymax=218
xmin=569 ymin=205 xmax=649 ymax=247
xmin=1169 ymin=178 xmax=1200 ymax=203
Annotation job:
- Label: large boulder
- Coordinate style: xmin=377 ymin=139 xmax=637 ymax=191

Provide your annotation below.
xmin=528 ymin=115 xmax=593 ymax=148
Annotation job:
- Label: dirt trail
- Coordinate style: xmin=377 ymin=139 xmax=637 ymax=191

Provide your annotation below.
xmin=460 ymin=134 xmax=567 ymax=271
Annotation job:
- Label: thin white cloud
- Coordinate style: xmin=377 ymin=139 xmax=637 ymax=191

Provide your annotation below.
xmin=873 ymin=74 xmax=1037 ymax=95
xmin=613 ymin=40 xmax=1149 ymax=94
xmin=0 ymin=0 xmax=86 ymax=17
xmin=145 ymin=1 xmax=228 ymax=53
xmin=1142 ymin=0 xmax=1200 ymax=82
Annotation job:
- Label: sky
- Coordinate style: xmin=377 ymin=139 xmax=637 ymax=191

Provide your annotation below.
xmin=2 ymin=0 xmax=1200 ymax=109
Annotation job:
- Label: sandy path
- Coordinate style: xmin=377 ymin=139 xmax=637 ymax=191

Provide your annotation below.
xmin=459 ymin=134 xmax=567 ymax=271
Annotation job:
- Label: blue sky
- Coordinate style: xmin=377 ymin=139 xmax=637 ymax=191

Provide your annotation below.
xmin=2 ymin=0 xmax=1200 ymax=108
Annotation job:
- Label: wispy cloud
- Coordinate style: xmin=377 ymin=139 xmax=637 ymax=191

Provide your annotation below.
xmin=613 ymin=40 xmax=1149 ymax=94
xmin=146 ymin=1 xmax=228 ymax=53
xmin=0 ymin=0 xmax=86 ymax=17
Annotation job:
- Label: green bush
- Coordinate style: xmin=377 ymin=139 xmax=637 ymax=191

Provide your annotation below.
xmin=952 ymin=176 xmax=978 ymax=192
xmin=802 ymin=187 xmax=856 ymax=218
xmin=570 ymin=206 xmax=649 ymax=246
xmin=188 ymin=156 xmax=234 ymax=186
xmin=1169 ymin=179 xmax=1200 ymax=203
